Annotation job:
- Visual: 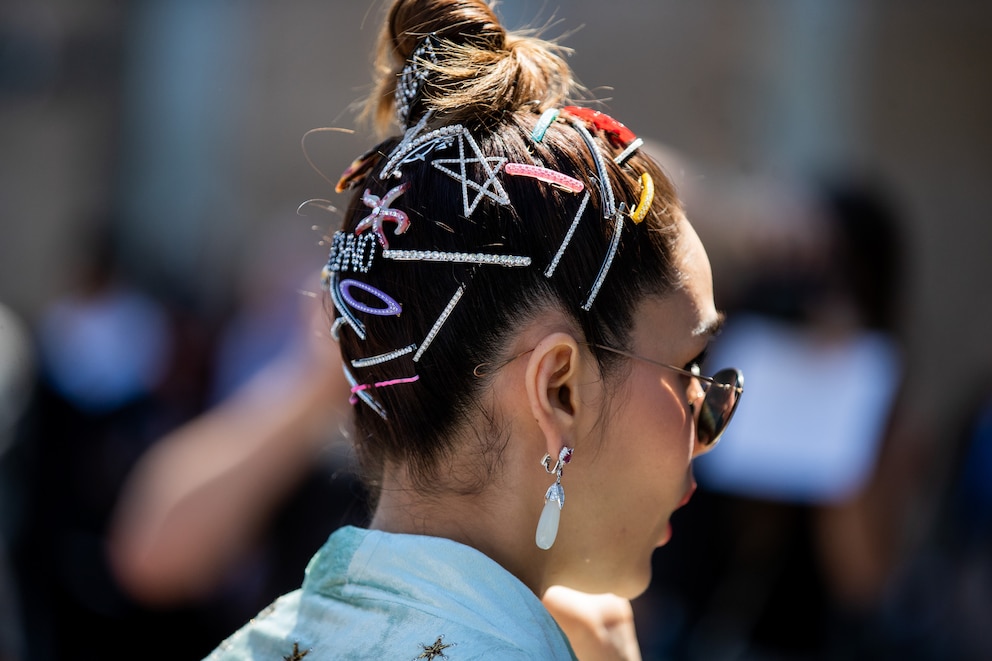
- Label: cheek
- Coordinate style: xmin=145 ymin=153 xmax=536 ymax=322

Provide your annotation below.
xmin=624 ymin=372 xmax=694 ymax=459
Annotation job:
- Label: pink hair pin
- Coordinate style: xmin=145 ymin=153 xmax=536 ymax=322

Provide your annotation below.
xmin=349 ymin=375 xmax=420 ymax=404
xmin=504 ymin=163 xmax=584 ymax=194
xmin=356 ymin=183 xmax=411 ymax=249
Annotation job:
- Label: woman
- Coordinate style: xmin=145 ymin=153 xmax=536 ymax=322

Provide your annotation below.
xmin=208 ymin=0 xmax=742 ymax=658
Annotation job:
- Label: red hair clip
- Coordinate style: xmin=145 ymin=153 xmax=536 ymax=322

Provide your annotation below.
xmin=561 ymin=106 xmax=637 ymax=149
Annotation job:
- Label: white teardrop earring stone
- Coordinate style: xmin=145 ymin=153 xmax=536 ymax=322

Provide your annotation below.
xmin=536 ymin=483 xmax=564 ymax=550
xmin=536 ymin=498 xmax=560 ymax=550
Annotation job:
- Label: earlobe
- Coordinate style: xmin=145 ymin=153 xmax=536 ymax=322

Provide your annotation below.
xmin=525 ymin=332 xmax=583 ymax=457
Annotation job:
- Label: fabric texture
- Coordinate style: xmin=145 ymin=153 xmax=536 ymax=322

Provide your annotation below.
xmin=206 ymin=526 xmax=577 ymax=660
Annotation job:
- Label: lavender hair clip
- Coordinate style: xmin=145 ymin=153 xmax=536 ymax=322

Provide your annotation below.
xmin=338 ymin=278 xmax=403 ymax=317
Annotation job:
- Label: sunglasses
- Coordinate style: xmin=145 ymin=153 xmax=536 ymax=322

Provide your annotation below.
xmin=587 ymin=343 xmax=744 ymax=447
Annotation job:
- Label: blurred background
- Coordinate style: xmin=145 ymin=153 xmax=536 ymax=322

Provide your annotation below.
xmin=1 ymin=1 xmax=991 ymax=659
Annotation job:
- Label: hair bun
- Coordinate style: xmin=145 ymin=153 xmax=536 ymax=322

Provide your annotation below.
xmin=366 ymin=0 xmax=574 ymax=132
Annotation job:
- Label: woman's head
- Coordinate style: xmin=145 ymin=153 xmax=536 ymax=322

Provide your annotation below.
xmin=326 ymin=0 xmax=704 ymax=541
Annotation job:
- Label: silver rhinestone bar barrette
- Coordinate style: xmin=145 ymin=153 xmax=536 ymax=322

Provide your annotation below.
xmin=342 ymin=364 xmax=387 ymax=419
xmin=351 ymin=343 xmax=418 ymax=369
xmin=545 ymin=190 xmax=590 ymax=278
xmin=380 ymin=118 xmax=462 ymax=180
xmin=571 ymin=120 xmax=616 ymax=218
xmin=582 ymin=203 xmax=626 ymax=311
xmin=570 ymin=120 xmax=626 ymax=310
xmin=383 ymin=250 xmax=530 ymax=268
xmin=413 ymin=282 xmax=466 ymax=363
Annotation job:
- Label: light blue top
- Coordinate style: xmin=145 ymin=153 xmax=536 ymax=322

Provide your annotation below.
xmin=206 ymin=526 xmax=577 ymax=660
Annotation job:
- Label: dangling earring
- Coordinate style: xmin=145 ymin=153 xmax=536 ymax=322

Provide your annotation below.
xmin=535 ymin=446 xmax=573 ymax=550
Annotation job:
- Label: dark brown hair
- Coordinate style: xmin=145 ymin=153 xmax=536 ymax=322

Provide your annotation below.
xmin=332 ymin=0 xmax=683 ymax=496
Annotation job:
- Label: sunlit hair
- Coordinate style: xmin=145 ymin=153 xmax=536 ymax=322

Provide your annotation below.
xmin=331 ymin=0 xmax=685 ymax=497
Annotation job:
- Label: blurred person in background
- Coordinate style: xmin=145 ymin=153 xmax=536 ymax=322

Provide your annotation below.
xmin=110 ymin=217 xmax=363 ymax=617
xmin=638 ymin=175 xmax=914 ymax=659
xmin=878 ymin=379 xmax=992 ymax=658
xmin=10 ymin=219 xmax=222 ymax=660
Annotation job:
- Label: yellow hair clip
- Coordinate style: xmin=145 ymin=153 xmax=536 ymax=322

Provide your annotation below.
xmin=630 ymin=172 xmax=654 ymax=224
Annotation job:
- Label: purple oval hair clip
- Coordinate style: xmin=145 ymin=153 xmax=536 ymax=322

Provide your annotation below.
xmin=339 ymin=279 xmax=403 ymax=316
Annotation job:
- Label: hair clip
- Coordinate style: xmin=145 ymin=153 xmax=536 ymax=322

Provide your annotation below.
xmin=570 ymin=120 xmax=616 ymax=217
xmin=383 ymin=249 xmax=530 ymax=268
xmin=504 ymin=163 xmax=584 ymax=194
xmin=432 ymin=130 xmax=510 ymax=217
xmin=328 ymin=272 xmax=366 ymax=340
xmin=323 ymin=231 xmax=377 ymax=280
xmin=336 ymin=147 xmax=380 ymax=193
xmin=351 ymin=343 xmax=417 ymax=368
xmin=330 ymin=316 xmax=346 ymax=342
xmin=561 ymin=106 xmax=637 ymax=149
xmin=342 ymin=364 xmax=387 ymax=419
xmin=629 ymin=173 xmax=654 ymax=224
xmin=613 ymin=138 xmax=643 ymax=166
xmin=396 ymin=35 xmax=438 ymax=127
xmin=338 ymin=278 xmax=402 ymax=316
xmin=349 ymin=375 xmax=420 ymax=403
xmin=545 ymin=190 xmax=590 ymax=278
xmin=413 ymin=282 xmax=466 ymax=362
xmin=530 ymin=108 xmax=559 ymax=143
xmin=379 ymin=121 xmax=462 ymax=180
xmin=357 ymin=183 xmax=411 ymax=249
xmin=380 ymin=127 xmax=460 ymax=180
xmin=582 ymin=203 xmax=626 ymax=311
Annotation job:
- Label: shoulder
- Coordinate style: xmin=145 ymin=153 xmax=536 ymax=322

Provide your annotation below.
xmin=204 ymin=527 xmax=576 ymax=659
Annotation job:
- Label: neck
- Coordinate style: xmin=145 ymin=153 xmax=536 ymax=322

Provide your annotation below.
xmin=370 ymin=458 xmax=554 ymax=595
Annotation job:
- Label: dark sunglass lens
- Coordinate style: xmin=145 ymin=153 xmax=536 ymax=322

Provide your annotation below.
xmin=698 ymin=368 xmax=743 ymax=446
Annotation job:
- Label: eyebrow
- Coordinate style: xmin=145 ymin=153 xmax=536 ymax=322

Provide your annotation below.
xmin=693 ymin=311 xmax=726 ymax=338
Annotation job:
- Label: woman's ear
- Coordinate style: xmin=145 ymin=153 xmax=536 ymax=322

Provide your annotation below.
xmin=525 ymin=332 xmax=584 ymax=457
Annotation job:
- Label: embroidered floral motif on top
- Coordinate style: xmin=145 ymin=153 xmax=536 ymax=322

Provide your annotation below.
xmin=283 ymin=642 xmax=310 ymax=661
xmin=415 ymin=636 xmax=454 ymax=660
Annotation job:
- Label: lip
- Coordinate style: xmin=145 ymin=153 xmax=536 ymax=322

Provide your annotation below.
xmin=678 ymin=481 xmax=697 ymax=508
